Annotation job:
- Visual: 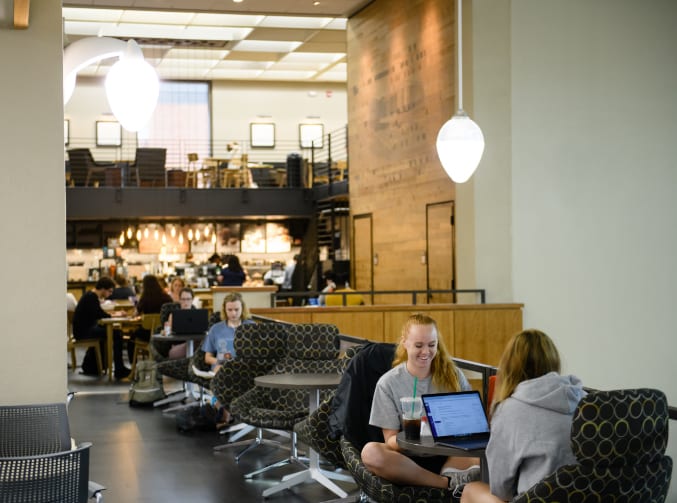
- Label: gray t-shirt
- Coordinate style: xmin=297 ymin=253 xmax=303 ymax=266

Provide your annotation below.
xmin=369 ymin=362 xmax=471 ymax=431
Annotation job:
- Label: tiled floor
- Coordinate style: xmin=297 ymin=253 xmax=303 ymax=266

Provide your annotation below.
xmin=67 ymin=370 xmax=357 ymax=502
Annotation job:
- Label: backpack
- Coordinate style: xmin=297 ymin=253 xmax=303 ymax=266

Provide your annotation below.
xmin=128 ymin=360 xmax=165 ymax=407
xmin=175 ymin=403 xmax=220 ymax=433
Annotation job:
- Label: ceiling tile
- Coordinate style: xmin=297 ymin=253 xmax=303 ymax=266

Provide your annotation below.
xmin=231 ymin=40 xmax=303 ymax=53
xmin=62 ymin=3 xmax=358 ymax=83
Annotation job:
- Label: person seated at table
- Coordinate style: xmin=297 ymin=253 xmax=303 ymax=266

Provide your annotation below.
xmin=202 ymin=292 xmax=255 ymax=373
xmin=217 ymin=254 xmax=247 ymax=286
xmin=108 ymin=273 xmax=136 ymax=301
xmin=459 ymin=330 xmax=586 ymax=503
xmin=167 ymin=276 xmax=186 ymax=303
xmin=361 ymin=313 xmax=480 ymax=492
xmin=153 ymin=287 xmax=196 ymax=360
xmin=325 ymin=272 xmax=365 ymax=306
xmin=72 ymin=276 xmax=130 ymax=379
xmin=128 ymin=274 xmax=173 ymax=361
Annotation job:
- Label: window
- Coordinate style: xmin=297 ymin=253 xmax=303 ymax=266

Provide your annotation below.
xmin=138 ymin=81 xmax=211 ymax=168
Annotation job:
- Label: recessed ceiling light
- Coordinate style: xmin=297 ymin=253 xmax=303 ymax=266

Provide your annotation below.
xmin=233 ymin=0 xmax=244 ymax=3
xmin=314 ymin=2 xmax=321 ymax=5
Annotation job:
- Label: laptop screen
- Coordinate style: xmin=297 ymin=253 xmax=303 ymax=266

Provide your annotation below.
xmin=422 ymin=391 xmax=490 ymax=440
xmin=171 ymin=308 xmax=209 ymax=335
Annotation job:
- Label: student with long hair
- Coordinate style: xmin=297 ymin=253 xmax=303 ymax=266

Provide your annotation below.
xmin=460 ymin=329 xmax=586 ymax=502
xmin=202 ymin=292 xmax=254 ymax=372
xmin=361 ymin=314 xmax=480 ymax=491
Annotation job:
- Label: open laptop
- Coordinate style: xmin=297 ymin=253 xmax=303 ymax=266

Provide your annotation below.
xmin=421 ymin=390 xmax=491 ymax=451
xmin=171 ymin=308 xmax=209 ymax=335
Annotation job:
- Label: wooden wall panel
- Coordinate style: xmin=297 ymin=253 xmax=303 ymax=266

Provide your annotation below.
xmin=347 ymin=0 xmax=456 ymax=294
xmin=384 ymin=309 xmax=455 ymax=351
xmin=252 ymin=304 xmax=522 ymax=366
xmin=453 ymin=309 xmax=524 ymax=366
xmin=311 ymin=311 xmax=384 ymax=342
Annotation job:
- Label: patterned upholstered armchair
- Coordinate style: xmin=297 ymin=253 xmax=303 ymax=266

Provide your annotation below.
xmin=293 ymin=344 xmax=365 ymax=471
xmin=211 ymin=322 xmax=288 ymax=452
xmin=513 ymin=388 xmax=672 ymax=503
xmin=336 ymin=342 xmax=455 ymax=502
xmin=229 ymin=323 xmax=343 ymax=478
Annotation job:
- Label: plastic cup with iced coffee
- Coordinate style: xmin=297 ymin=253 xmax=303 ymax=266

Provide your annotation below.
xmin=400 ymin=396 xmax=423 ymax=441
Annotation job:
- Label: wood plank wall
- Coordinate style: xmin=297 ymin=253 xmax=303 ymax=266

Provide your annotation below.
xmin=347 ymin=0 xmax=457 ymax=295
xmin=251 ymin=303 xmax=522 ymax=367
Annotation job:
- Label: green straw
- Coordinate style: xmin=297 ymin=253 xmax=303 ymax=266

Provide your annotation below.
xmin=412 ymin=376 xmax=418 ymax=415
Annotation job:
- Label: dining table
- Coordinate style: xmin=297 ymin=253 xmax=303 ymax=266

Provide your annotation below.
xmin=251 ymin=372 xmax=349 ymax=499
xmin=98 ymin=316 xmax=142 ymax=382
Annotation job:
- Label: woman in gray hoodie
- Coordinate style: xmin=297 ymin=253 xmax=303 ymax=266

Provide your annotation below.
xmin=460 ymin=329 xmax=586 ymax=502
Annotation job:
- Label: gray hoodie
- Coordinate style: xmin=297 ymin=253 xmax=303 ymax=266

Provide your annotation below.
xmin=487 ymin=371 xmax=586 ymax=500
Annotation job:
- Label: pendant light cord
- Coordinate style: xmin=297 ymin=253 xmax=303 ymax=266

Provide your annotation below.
xmin=457 ymin=0 xmax=463 ymax=112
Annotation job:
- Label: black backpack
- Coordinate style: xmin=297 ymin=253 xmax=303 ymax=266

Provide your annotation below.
xmin=175 ymin=404 xmax=221 ymax=433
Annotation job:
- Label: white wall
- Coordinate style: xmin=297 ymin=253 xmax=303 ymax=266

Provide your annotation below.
xmin=469 ymin=0 xmax=677 ymax=496
xmin=66 ymin=78 xmax=347 ymax=164
xmin=0 ymin=1 xmax=66 ymax=403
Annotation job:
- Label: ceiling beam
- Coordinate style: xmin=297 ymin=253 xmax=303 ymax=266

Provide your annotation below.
xmin=14 ymin=0 xmax=30 ymax=29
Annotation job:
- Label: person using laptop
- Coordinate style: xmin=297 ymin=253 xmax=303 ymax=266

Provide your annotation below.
xmin=156 ymin=287 xmax=197 ymax=360
xmin=460 ymin=329 xmax=586 ymax=503
xmin=361 ymin=313 xmax=481 ymax=492
xmin=202 ymin=292 xmax=255 ymax=373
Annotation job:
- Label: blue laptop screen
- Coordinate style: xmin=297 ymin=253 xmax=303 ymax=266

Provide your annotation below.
xmin=423 ymin=391 xmax=490 ymax=439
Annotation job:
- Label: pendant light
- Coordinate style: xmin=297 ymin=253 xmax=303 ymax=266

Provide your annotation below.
xmin=436 ymin=0 xmax=485 ymax=183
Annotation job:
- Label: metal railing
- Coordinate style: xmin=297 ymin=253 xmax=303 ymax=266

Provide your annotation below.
xmin=274 ymin=288 xmax=487 ymax=306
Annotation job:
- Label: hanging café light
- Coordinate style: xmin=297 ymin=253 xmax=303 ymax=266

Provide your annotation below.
xmin=436 ymin=0 xmax=485 ymax=183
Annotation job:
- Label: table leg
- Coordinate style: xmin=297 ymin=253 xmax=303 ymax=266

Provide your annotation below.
xmin=106 ymin=324 xmax=114 ymax=382
xmin=261 ymin=387 xmax=349 ymax=499
xmin=162 ymin=338 xmax=199 ymax=414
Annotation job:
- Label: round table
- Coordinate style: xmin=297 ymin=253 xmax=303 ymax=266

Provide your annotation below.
xmin=253 ymin=372 xmax=348 ymax=498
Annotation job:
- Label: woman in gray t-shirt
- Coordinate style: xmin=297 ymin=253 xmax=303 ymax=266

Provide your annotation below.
xmin=361 ymin=314 xmax=480 ymax=491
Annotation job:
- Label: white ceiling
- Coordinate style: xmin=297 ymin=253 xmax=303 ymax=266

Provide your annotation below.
xmin=62 ymin=0 xmax=372 ymax=83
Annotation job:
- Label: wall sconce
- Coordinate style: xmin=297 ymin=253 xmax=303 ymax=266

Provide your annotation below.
xmin=63 ymin=37 xmax=159 ymax=132
xmin=436 ymin=0 xmax=485 ymax=183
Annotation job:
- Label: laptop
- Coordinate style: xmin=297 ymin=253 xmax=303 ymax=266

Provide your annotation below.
xmin=171 ymin=308 xmax=209 ymax=335
xmin=421 ymin=390 xmax=491 ymax=451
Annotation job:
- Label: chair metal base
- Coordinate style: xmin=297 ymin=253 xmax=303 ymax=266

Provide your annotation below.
xmin=213 ymin=426 xmax=291 ymax=455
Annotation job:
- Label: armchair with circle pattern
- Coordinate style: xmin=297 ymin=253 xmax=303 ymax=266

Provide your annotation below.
xmin=293 ymin=343 xmax=365 ymax=472
xmin=211 ymin=322 xmax=289 ymax=452
xmin=512 ymin=387 xmax=672 ymax=503
xmin=229 ymin=323 xmax=343 ymax=477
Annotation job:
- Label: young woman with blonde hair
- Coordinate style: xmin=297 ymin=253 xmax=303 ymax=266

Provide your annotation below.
xmin=361 ymin=313 xmax=481 ymax=492
xmin=202 ymin=292 xmax=254 ymax=372
xmin=460 ymin=329 xmax=586 ymax=502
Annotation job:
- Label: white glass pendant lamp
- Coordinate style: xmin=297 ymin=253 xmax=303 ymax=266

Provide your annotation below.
xmin=64 ymin=37 xmax=159 ymax=132
xmin=436 ymin=0 xmax=485 ymax=183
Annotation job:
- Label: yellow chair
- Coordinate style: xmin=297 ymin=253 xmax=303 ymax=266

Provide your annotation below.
xmin=67 ymin=311 xmax=103 ymax=375
xmin=130 ymin=313 xmax=161 ymax=376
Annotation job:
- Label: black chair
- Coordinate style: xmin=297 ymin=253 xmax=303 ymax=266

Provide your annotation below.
xmin=67 ymin=148 xmax=116 ymax=187
xmin=0 ymin=403 xmax=105 ymax=502
xmin=132 ymin=147 xmax=167 ymax=187
xmin=513 ymin=388 xmax=672 ymax=503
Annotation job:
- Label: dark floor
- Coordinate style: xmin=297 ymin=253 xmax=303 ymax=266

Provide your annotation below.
xmin=67 ymin=369 xmax=357 ymax=502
